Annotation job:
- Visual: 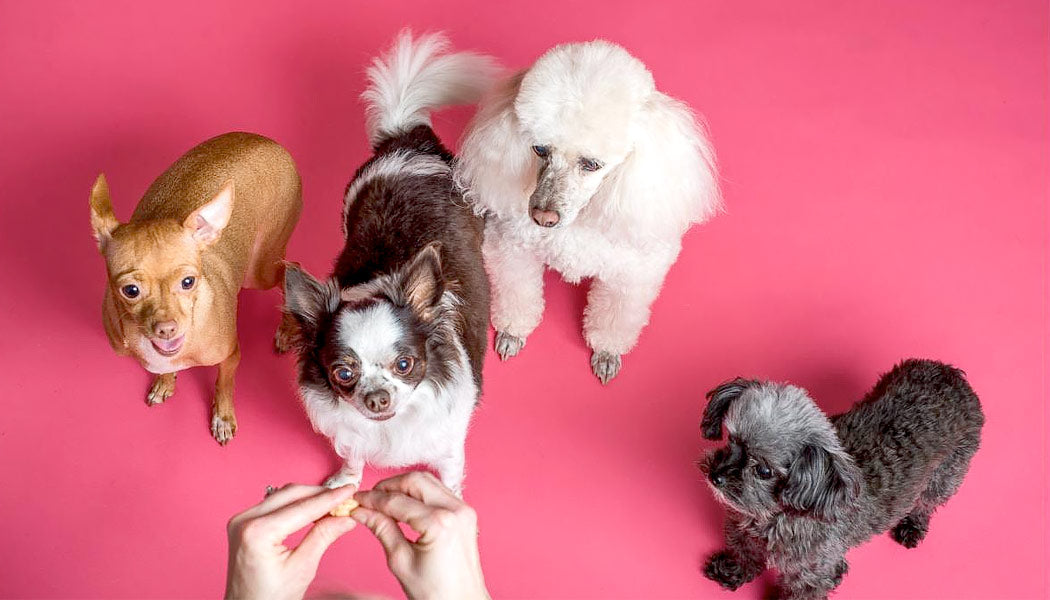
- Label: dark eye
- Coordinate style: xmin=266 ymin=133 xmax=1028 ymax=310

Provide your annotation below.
xmin=755 ymin=464 xmax=773 ymax=480
xmin=332 ymin=365 xmax=356 ymax=384
xmin=531 ymin=145 xmax=550 ymax=158
xmin=181 ymin=276 xmax=196 ymax=290
xmin=580 ymin=158 xmax=603 ymax=172
xmin=121 ymin=284 xmax=140 ymax=299
xmin=394 ymin=356 xmax=414 ymax=375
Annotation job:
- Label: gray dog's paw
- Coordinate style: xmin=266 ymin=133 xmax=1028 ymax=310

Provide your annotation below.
xmin=591 ymin=351 xmax=622 ymax=384
xmin=495 ymin=331 xmax=525 ymax=361
xmin=891 ymin=514 xmax=929 ymax=548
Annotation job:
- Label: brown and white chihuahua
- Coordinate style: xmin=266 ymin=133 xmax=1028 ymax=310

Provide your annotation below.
xmin=89 ymin=132 xmax=302 ymax=444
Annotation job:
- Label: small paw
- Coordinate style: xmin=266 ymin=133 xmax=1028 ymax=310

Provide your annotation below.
xmin=146 ymin=373 xmax=177 ymax=406
xmin=703 ymin=550 xmax=754 ymax=591
xmin=590 ymin=351 xmax=622 ymax=384
xmin=891 ymin=515 xmax=928 ymax=548
xmin=324 ymin=471 xmax=361 ymax=489
xmin=274 ymin=314 xmax=299 ymax=355
xmin=495 ymin=331 xmax=525 ymax=361
xmin=210 ymin=413 xmax=237 ymax=446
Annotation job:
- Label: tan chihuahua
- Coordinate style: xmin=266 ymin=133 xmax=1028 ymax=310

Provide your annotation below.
xmin=89 ymin=132 xmax=302 ymax=444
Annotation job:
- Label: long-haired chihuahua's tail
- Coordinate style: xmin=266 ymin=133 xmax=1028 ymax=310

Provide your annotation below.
xmin=361 ymin=30 xmax=499 ymax=148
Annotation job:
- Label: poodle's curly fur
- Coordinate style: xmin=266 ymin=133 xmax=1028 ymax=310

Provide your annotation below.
xmin=699 ymin=359 xmax=984 ymax=599
xmin=454 ymin=40 xmax=720 ymax=383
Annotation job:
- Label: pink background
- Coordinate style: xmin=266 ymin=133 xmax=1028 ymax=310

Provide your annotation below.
xmin=0 ymin=1 xmax=1046 ymax=598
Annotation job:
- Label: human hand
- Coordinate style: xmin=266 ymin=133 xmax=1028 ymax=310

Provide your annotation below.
xmin=225 ymin=483 xmax=358 ymax=600
xmin=353 ymin=472 xmax=489 ymax=600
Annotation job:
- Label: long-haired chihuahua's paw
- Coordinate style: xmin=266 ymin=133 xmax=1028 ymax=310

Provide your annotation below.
xmin=494 ymin=331 xmax=525 ymax=360
xmin=210 ymin=413 xmax=237 ymax=446
xmin=146 ymin=373 xmax=177 ymax=406
xmin=703 ymin=550 xmax=754 ymax=591
xmin=891 ymin=514 xmax=929 ymax=548
xmin=590 ymin=351 xmax=622 ymax=384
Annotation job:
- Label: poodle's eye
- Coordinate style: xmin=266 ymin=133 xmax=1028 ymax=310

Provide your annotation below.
xmin=531 ymin=145 xmax=550 ymax=158
xmin=580 ymin=157 xmax=603 ymax=172
xmin=755 ymin=464 xmax=773 ymax=480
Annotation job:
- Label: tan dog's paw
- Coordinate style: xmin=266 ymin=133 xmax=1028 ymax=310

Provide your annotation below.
xmin=146 ymin=373 xmax=177 ymax=406
xmin=591 ymin=351 xmax=622 ymax=385
xmin=273 ymin=313 xmax=299 ymax=354
xmin=210 ymin=412 xmax=237 ymax=445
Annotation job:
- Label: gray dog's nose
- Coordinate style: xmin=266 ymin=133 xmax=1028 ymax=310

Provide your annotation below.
xmin=530 ymin=208 xmax=560 ymax=227
xmin=363 ymin=390 xmax=391 ymax=413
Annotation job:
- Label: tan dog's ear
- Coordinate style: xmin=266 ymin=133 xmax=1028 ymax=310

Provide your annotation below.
xmin=89 ymin=174 xmax=120 ymax=249
xmin=184 ymin=180 xmax=234 ymax=246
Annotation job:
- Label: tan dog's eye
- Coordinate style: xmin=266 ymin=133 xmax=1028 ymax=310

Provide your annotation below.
xmin=181 ymin=276 xmax=196 ymax=290
xmin=121 ymin=284 xmax=140 ymax=299
xmin=394 ymin=356 xmax=414 ymax=375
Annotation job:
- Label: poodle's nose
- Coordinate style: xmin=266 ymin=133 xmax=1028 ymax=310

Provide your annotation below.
xmin=363 ymin=390 xmax=391 ymax=413
xmin=153 ymin=320 xmax=178 ymax=339
xmin=530 ymin=208 xmax=560 ymax=227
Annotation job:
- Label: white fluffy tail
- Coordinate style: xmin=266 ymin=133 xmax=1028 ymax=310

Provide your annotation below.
xmin=362 ymin=30 xmax=499 ymax=147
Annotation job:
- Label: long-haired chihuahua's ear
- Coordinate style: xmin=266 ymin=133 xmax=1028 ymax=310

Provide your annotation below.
xmin=400 ymin=242 xmax=444 ymax=317
xmin=283 ymin=262 xmax=339 ymax=336
xmin=701 ymin=378 xmax=756 ymax=440
xmin=89 ymin=173 xmax=120 ymax=250
xmin=781 ymin=443 xmax=862 ymax=522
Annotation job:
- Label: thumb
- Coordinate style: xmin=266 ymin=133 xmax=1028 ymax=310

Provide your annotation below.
xmin=292 ymin=516 xmax=357 ymax=568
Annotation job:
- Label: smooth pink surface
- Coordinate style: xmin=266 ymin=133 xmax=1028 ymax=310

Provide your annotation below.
xmin=0 ymin=1 xmax=1046 ymax=598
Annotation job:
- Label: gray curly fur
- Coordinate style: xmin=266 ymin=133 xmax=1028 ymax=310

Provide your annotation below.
xmin=698 ymin=359 xmax=984 ymax=600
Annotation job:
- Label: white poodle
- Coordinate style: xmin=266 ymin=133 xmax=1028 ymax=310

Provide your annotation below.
xmin=454 ymin=40 xmax=720 ymax=383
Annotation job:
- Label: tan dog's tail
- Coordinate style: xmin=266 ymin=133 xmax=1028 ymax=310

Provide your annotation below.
xmin=361 ymin=29 xmax=499 ymax=148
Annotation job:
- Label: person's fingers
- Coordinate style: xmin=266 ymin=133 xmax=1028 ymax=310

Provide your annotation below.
xmin=351 ymin=506 xmax=411 ymax=569
xmin=256 ymin=485 xmax=357 ymax=540
xmin=372 ymin=471 xmax=460 ymax=510
xmin=291 ymin=515 xmax=357 ymax=569
xmin=238 ymin=483 xmax=328 ymax=521
xmin=354 ymin=489 xmax=442 ymax=534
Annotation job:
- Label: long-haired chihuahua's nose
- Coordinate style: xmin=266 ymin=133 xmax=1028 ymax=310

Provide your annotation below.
xmin=153 ymin=320 xmax=178 ymax=339
xmin=530 ymin=208 xmax=560 ymax=227
xmin=363 ymin=390 xmax=391 ymax=413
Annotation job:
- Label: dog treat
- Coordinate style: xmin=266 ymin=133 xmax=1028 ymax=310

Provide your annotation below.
xmin=329 ymin=498 xmax=360 ymax=517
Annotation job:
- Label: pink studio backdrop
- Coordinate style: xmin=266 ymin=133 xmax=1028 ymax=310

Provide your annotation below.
xmin=0 ymin=1 xmax=1046 ymax=598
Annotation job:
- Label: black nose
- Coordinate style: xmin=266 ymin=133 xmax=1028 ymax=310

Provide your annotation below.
xmin=363 ymin=390 xmax=390 ymax=413
xmin=710 ymin=472 xmax=726 ymax=487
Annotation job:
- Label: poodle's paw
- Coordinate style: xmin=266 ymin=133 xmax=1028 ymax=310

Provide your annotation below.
xmin=146 ymin=373 xmax=177 ymax=406
xmin=703 ymin=550 xmax=757 ymax=591
xmin=891 ymin=514 xmax=929 ymax=548
xmin=273 ymin=313 xmax=299 ymax=355
xmin=210 ymin=412 xmax=237 ymax=446
xmin=495 ymin=331 xmax=525 ymax=361
xmin=590 ymin=351 xmax=622 ymax=384
xmin=324 ymin=471 xmax=361 ymax=489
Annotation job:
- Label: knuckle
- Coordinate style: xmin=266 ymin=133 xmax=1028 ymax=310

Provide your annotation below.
xmin=432 ymin=508 xmax=458 ymax=530
xmin=239 ymin=518 xmax=266 ymax=541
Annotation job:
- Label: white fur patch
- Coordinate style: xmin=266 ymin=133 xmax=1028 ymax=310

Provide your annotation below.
xmin=342 ymin=151 xmax=450 ymax=238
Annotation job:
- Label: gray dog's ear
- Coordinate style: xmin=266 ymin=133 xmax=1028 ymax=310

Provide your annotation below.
xmin=781 ymin=443 xmax=861 ymax=521
xmin=702 ymin=378 xmax=757 ymax=440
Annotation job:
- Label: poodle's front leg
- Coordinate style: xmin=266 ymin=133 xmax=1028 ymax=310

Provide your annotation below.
xmin=582 ymin=274 xmax=663 ymax=384
xmin=483 ymin=223 xmax=545 ymax=360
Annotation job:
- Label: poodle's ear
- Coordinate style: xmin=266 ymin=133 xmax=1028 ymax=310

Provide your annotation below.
xmin=454 ymin=70 xmax=535 ymax=218
xmin=701 ymin=378 xmax=757 ymax=440
xmin=780 ymin=443 xmax=862 ymax=522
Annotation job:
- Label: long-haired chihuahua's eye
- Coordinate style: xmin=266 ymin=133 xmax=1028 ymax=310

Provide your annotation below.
xmin=394 ymin=356 xmax=414 ymax=375
xmin=121 ymin=284 xmax=140 ymax=299
xmin=580 ymin=157 xmax=603 ymax=172
xmin=755 ymin=464 xmax=773 ymax=479
xmin=332 ymin=365 xmax=356 ymax=384
xmin=531 ymin=145 xmax=550 ymax=158
xmin=180 ymin=276 xmax=196 ymax=290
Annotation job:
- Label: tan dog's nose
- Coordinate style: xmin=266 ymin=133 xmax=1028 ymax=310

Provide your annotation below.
xmin=153 ymin=320 xmax=178 ymax=339
xmin=363 ymin=390 xmax=391 ymax=413
xmin=530 ymin=208 xmax=560 ymax=227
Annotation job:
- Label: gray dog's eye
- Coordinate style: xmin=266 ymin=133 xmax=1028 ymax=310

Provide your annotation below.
xmin=755 ymin=464 xmax=773 ymax=479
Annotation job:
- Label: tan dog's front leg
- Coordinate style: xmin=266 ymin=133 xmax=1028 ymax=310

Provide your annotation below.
xmin=146 ymin=372 xmax=177 ymax=406
xmin=211 ymin=344 xmax=240 ymax=445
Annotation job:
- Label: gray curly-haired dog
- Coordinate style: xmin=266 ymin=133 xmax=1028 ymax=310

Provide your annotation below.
xmin=698 ymin=359 xmax=984 ymax=600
